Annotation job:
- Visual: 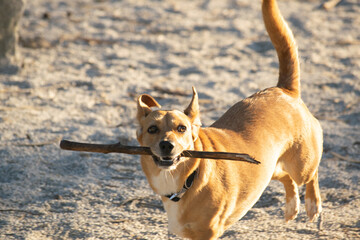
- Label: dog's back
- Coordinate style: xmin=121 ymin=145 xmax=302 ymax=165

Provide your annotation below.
xmin=212 ymin=0 xmax=322 ymax=174
xmin=209 ymin=0 xmax=323 ymax=224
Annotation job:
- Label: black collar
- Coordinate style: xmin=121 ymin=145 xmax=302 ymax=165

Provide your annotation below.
xmin=165 ymin=169 xmax=198 ymax=202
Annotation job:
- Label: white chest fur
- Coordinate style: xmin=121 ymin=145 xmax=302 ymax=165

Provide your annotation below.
xmin=150 ymin=170 xmax=181 ymax=196
xmin=151 ymin=170 xmax=186 ymax=236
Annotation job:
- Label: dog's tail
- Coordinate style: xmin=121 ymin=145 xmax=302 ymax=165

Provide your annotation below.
xmin=262 ymin=0 xmax=300 ymax=97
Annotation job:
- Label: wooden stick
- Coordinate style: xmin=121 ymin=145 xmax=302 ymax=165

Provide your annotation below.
xmin=60 ymin=140 xmax=260 ymax=164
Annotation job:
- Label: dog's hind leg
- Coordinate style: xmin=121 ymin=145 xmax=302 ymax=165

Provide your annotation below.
xmin=305 ymin=170 xmax=322 ymax=222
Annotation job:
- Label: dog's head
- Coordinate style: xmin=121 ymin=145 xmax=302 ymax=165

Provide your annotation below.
xmin=136 ymin=87 xmax=201 ymax=170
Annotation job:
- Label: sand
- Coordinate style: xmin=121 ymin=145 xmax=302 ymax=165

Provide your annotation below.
xmin=0 ymin=0 xmax=359 ymax=239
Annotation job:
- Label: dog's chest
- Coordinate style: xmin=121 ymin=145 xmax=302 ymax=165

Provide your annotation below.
xmin=150 ymin=170 xmax=181 ymax=196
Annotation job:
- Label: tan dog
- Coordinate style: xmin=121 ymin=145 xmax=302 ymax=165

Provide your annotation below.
xmin=136 ymin=0 xmax=322 ymax=239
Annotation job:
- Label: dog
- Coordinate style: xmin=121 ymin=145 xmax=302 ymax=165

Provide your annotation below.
xmin=136 ymin=0 xmax=322 ymax=239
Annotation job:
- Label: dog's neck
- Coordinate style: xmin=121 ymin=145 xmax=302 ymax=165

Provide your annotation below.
xmin=141 ymin=155 xmax=201 ymax=196
xmin=164 ymin=168 xmax=198 ymax=202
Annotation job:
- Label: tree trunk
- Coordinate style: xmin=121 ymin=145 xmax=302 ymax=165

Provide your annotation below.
xmin=0 ymin=0 xmax=25 ymax=74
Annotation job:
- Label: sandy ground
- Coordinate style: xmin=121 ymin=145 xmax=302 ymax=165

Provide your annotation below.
xmin=0 ymin=0 xmax=359 ymax=239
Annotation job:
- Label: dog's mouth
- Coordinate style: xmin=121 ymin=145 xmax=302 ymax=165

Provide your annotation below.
xmin=152 ymin=155 xmax=181 ymax=168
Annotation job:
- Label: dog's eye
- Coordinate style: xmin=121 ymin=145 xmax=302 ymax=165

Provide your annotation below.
xmin=147 ymin=125 xmax=159 ymax=134
xmin=177 ymin=125 xmax=187 ymax=133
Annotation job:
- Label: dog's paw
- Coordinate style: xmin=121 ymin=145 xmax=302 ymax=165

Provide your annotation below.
xmin=285 ymin=196 xmax=300 ymax=222
xmin=305 ymin=198 xmax=322 ymax=222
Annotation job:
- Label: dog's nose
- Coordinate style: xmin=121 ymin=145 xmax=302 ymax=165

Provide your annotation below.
xmin=159 ymin=141 xmax=174 ymax=155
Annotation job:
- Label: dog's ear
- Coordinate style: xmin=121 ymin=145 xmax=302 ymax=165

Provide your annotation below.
xmin=184 ymin=87 xmax=201 ymax=141
xmin=137 ymin=94 xmax=161 ymax=122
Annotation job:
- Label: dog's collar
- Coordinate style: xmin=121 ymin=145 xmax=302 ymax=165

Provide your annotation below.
xmin=165 ymin=169 xmax=198 ymax=202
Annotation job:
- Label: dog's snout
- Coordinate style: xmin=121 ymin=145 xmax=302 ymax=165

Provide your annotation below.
xmin=159 ymin=141 xmax=174 ymax=155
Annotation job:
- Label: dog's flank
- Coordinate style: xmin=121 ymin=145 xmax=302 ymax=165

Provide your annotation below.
xmin=136 ymin=0 xmax=322 ymax=239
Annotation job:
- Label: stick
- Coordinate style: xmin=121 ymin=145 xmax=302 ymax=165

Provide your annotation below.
xmin=60 ymin=140 xmax=260 ymax=164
